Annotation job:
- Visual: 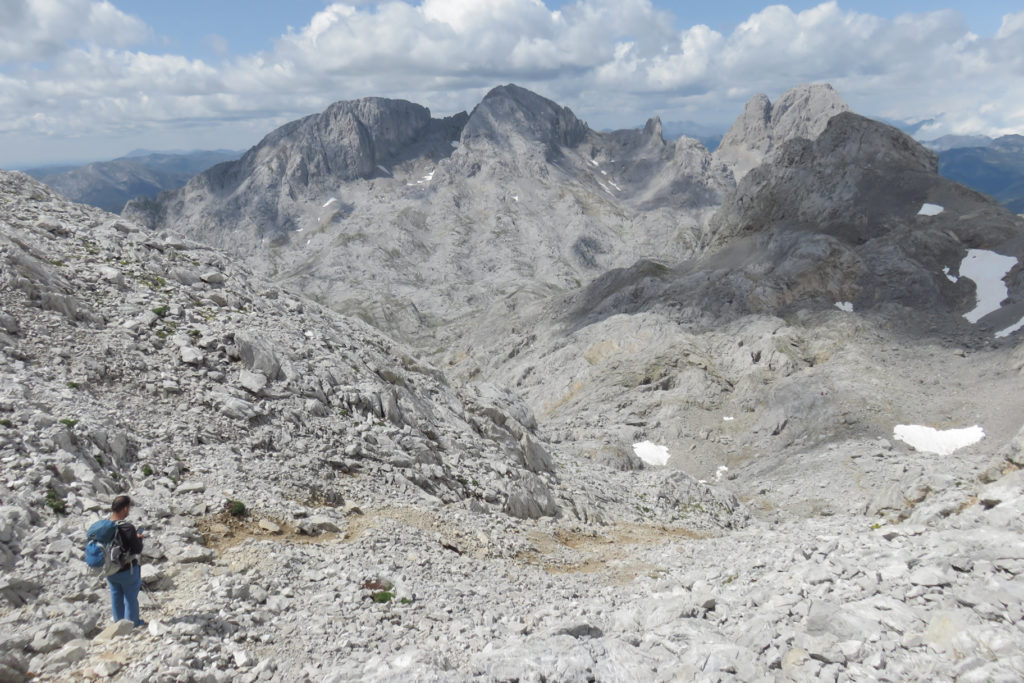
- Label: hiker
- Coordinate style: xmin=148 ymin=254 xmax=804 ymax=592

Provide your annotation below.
xmin=106 ymin=494 xmax=146 ymax=627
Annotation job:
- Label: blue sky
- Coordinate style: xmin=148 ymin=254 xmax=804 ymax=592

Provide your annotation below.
xmin=2 ymin=1 xmax=1023 ymax=167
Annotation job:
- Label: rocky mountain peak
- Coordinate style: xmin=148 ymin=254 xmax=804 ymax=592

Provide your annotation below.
xmin=643 ymin=116 xmax=663 ymax=139
xmin=714 ymin=83 xmax=849 ymax=182
xmin=461 ymin=83 xmax=589 ymax=154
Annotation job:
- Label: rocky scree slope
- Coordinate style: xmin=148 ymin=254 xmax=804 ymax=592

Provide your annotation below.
xmin=3 ymin=174 xmax=1024 ymax=683
xmin=123 ymin=85 xmax=738 ymax=349
xmin=0 ymin=171 xmax=746 ymax=681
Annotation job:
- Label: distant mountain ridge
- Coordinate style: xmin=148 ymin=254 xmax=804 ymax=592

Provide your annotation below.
xmin=936 ymin=135 xmax=1024 ymax=213
xmin=22 ymin=149 xmax=240 ymax=213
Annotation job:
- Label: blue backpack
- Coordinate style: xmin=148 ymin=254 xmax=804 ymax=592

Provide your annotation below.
xmin=84 ymin=519 xmax=127 ymax=576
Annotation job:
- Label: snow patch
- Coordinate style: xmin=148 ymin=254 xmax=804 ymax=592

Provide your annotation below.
xmin=322 ymin=197 xmax=337 ymax=208
xmin=589 ymin=159 xmax=599 ymax=167
xmin=960 ymin=249 xmax=1018 ymax=323
xmin=608 ymin=181 xmax=622 ymax=191
xmin=450 ymin=141 xmax=460 ymax=149
xmin=633 ymin=441 xmax=670 ymax=467
xmin=996 ymin=315 xmax=1024 ymax=338
xmin=376 ymin=165 xmax=392 ymax=176
xmin=295 ymin=228 xmax=303 ymax=232
xmin=511 ymin=195 xmax=519 ymax=202
xmin=893 ymin=424 xmax=985 ymax=456
xmin=942 ymin=266 xmax=958 ymax=283
xmin=835 ymin=301 xmax=854 ymax=312
xmin=600 ymin=170 xmax=607 ymax=176
xmin=715 ymin=465 xmax=729 ymax=481
xmin=918 ymin=203 xmax=944 ymax=216
xmin=723 ymin=416 xmax=734 ymax=422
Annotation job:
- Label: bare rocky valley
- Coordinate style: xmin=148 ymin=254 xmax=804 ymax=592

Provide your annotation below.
xmin=2 ymin=84 xmax=1024 ymax=681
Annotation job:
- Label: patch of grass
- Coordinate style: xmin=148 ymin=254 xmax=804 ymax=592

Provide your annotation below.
xmin=338 ymin=408 xmax=350 ymax=417
xmin=142 ymin=464 xmax=153 ymax=477
xmin=141 ymin=275 xmax=167 ymax=290
xmin=49 ymin=259 xmax=65 ymax=267
xmin=152 ymin=305 xmax=170 ymax=317
xmin=45 ymin=489 xmax=66 ymax=515
xmin=400 ymin=597 xmax=414 ymax=605
xmin=371 ymin=590 xmax=394 ymax=603
xmin=155 ymin=330 xmax=168 ymax=339
xmin=0 ymin=419 xmax=12 ymax=428
xmin=66 ymin=382 xmax=79 ymax=390
xmin=225 ymin=500 xmax=247 ymax=518
xmin=188 ymin=329 xmax=201 ymax=338
xmin=58 ymin=418 xmax=78 ymax=428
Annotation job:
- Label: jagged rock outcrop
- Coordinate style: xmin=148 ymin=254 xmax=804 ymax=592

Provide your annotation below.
xmin=713 ymin=83 xmax=849 ymax=182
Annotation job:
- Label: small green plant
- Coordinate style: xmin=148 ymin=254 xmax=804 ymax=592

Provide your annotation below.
xmin=226 ymin=500 xmax=247 ymax=517
xmin=338 ymin=408 xmax=350 ymax=417
xmin=142 ymin=464 xmax=153 ymax=476
xmin=188 ymin=329 xmax=201 ymax=338
xmin=45 ymin=489 xmax=67 ymax=515
xmin=66 ymin=382 xmax=79 ymax=390
xmin=371 ymin=590 xmax=394 ymax=603
xmin=155 ymin=330 xmax=168 ymax=339
xmin=50 ymin=259 xmax=65 ymax=267
xmin=0 ymin=419 xmax=12 ymax=428
xmin=59 ymin=418 xmax=78 ymax=428
xmin=152 ymin=305 xmax=170 ymax=317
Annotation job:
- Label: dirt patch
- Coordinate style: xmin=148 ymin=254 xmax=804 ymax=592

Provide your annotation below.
xmin=196 ymin=508 xmax=342 ymax=552
xmin=518 ymin=522 xmax=709 ymax=584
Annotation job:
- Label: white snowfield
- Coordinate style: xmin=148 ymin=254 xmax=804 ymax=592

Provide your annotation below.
xmin=918 ymin=203 xmax=944 ymax=216
xmin=959 ymin=249 xmax=1018 ymax=323
xmin=835 ymin=301 xmax=854 ymax=312
xmin=996 ymin=316 xmax=1024 ymax=338
xmin=633 ymin=441 xmax=670 ymax=466
xmin=893 ymin=424 xmax=985 ymax=456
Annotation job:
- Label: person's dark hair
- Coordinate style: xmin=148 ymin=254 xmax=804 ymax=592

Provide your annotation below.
xmin=111 ymin=495 xmax=132 ymax=513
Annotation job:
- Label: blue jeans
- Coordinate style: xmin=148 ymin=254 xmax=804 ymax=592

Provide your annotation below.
xmin=107 ymin=564 xmax=143 ymax=625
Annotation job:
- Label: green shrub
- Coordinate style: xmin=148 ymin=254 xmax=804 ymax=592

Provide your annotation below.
xmin=59 ymin=418 xmax=78 ymax=428
xmin=226 ymin=500 xmax=247 ymax=517
xmin=371 ymin=590 xmax=394 ymax=603
xmin=142 ymin=464 xmax=153 ymax=477
xmin=66 ymin=382 xmax=79 ymax=390
xmin=0 ymin=419 xmax=12 ymax=428
xmin=45 ymin=489 xmax=66 ymax=515
xmin=152 ymin=305 xmax=170 ymax=317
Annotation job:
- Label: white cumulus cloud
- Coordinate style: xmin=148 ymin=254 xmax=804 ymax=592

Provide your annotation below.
xmin=1 ymin=0 xmax=1022 ymax=167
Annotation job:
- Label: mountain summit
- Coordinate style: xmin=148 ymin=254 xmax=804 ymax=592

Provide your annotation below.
xmin=713 ymin=83 xmax=849 ymax=181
